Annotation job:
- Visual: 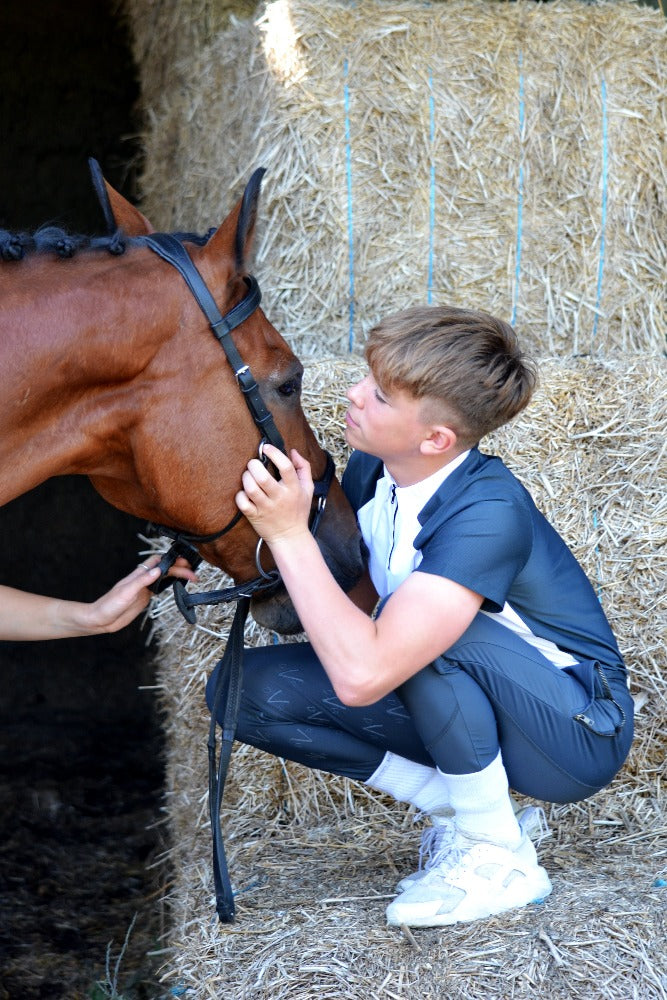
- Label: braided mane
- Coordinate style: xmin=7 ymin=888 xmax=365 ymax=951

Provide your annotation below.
xmin=0 ymin=225 xmax=216 ymax=262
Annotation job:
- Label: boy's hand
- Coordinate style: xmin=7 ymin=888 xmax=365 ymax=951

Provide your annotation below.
xmin=235 ymin=444 xmax=314 ymax=545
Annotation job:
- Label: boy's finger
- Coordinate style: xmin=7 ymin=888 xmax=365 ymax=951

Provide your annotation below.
xmin=243 ymin=465 xmax=271 ymax=497
xmin=260 ymin=443 xmax=297 ymax=478
xmin=235 ymin=489 xmax=254 ymax=514
xmin=246 ymin=457 xmax=289 ymax=495
xmin=290 ymin=449 xmax=313 ymax=483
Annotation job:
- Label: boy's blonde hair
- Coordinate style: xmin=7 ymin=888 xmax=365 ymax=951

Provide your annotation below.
xmin=365 ymin=305 xmax=537 ymax=446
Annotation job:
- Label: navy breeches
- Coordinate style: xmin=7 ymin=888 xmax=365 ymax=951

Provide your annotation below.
xmin=205 ymin=613 xmax=634 ymax=805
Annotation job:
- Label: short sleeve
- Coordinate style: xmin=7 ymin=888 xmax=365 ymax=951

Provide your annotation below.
xmin=416 ymin=486 xmax=533 ymax=613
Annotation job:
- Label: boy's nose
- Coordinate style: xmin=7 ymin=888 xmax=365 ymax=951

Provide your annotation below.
xmin=346 ymin=380 xmax=363 ymax=404
xmin=347 ymin=376 xmax=367 ymax=404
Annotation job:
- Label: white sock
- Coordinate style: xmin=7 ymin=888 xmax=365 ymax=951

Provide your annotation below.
xmin=365 ymin=752 xmax=451 ymax=814
xmin=439 ymin=751 xmax=522 ymax=849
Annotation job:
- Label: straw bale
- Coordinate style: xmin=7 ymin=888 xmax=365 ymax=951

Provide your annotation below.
xmin=146 ymin=353 xmax=667 ymax=999
xmin=128 ymin=0 xmax=666 ymax=358
xmin=120 ymin=0 xmax=259 ymax=110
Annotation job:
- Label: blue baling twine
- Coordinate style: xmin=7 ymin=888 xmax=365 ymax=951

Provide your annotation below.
xmin=592 ymin=78 xmax=608 ymax=346
xmin=344 ymin=59 xmax=355 ymax=353
xmin=428 ymin=69 xmax=436 ymax=305
xmin=589 ymin=84 xmax=608 ymax=603
xmin=511 ymin=52 xmax=525 ymax=328
xmin=592 ymin=510 xmax=603 ymax=600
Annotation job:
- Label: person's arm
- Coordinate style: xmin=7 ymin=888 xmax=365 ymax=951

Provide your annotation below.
xmin=0 ymin=556 xmax=197 ymax=641
xmin=236 ymin=445 xmax=483 ymax=706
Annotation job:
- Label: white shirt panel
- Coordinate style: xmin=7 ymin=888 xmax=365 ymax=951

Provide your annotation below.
xmin=357 ymin=453 xmax=469 ymax=599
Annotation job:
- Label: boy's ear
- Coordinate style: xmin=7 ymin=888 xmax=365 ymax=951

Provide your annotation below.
xmin=420 ymin=425 xmax=458 ymax=456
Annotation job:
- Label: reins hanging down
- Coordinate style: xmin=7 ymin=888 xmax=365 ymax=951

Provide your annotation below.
xmin=138 ymin=226 xmax=336 ymax=923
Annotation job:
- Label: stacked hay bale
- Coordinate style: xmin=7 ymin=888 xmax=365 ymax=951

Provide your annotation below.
xmin=124 ymin=0 xmax=257 ymax=109
xmin=122 ymin=1 xmax=667 ymax=996
xmin=147 ymin=355 xmax=667 ymax=999
xmin=129 ymin=0 xmax=665 ymax=358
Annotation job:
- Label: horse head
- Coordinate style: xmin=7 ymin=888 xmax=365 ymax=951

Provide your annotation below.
xmin=88 ymin=168 xmax=365 ymax=633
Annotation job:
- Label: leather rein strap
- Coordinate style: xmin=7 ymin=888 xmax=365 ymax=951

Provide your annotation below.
xmin=139 ymin=232 xmax=335 ymax=923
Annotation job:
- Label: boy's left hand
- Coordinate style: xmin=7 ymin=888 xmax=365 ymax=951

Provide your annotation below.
xmin=236 ymin=444 xmax=314 ymax=545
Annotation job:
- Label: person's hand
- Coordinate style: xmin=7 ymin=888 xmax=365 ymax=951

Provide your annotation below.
xmin=235 ymin=444 xmax=314 ymax=546
xmin=83 ymin=555 xmax=198 ymax=634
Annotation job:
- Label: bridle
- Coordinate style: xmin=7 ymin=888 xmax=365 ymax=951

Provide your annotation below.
xmin=139 ymin=232 xmax=336 ymax=923
xmin=139 ymin=232 xmax=334 ymax=616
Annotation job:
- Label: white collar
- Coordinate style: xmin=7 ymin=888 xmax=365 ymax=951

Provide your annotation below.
xmin=360 ymin=450 xmax=471 ymax=598
xmin=382 ymin=450 xmax=470 ymax=515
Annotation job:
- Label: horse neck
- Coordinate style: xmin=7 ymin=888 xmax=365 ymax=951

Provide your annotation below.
xmin=0 ymin=251 xmax=170 ymax=505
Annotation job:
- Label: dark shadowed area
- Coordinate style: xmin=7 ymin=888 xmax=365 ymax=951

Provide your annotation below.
xmin=0 ymin=2 xmax=168 ymax=997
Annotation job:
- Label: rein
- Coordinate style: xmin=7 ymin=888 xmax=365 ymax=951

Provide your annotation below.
xmin=139 ymin=232 xmax=335 ymax=923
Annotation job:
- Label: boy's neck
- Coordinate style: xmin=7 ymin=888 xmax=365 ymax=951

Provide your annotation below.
xmin=384 ymin=448 xmax=468 ymax=488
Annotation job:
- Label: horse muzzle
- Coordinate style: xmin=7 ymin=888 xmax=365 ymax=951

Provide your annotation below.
xmin=249 ymin=585 xmax=303 ymax=634
xmin=249 ymin=528 xmax=367 ymax=634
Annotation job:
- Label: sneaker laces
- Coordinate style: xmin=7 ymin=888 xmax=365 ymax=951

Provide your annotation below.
xmin=416 ymin=818 xmax=457 ymax=874
xmin=413 ymin=804 xmax=550 ymax=878
xmin=516 ymin=805 xmax=551 ymax=846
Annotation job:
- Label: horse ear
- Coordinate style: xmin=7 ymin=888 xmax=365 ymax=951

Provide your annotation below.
xmin=105 ymin=181 xmax=155 ymax=236
xmin=88 ymin=157 xmax=154 ymax=236
xmin=234 ymin=167 xmax=266 ymax=271
xmin=203 ymin=167 xmax=266 ymax=272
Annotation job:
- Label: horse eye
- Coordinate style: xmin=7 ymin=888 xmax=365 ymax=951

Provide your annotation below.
xmin=277 ymin=376 xmax=302 ymax=398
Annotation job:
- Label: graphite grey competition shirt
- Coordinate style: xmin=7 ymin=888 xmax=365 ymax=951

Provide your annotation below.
xmin=341 ymin=447 xmax=624 ymax=670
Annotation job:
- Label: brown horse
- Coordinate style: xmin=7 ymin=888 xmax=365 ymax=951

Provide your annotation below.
xmin=0 ymin=168 xmax=364 ymax=632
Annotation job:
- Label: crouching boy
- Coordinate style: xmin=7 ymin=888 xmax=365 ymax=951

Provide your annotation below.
xmin=208 ymin=305 xmax=633 ymax=927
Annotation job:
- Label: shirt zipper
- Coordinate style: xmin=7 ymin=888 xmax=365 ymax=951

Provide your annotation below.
xmin=386 ymin=483 xmax=398 ymax=571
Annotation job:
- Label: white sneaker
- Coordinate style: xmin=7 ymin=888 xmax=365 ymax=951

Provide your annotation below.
xmin=396 ymin=803 xmax=550 ymax=893
xmin=386 ymin=830 xmax=552 ymax=927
